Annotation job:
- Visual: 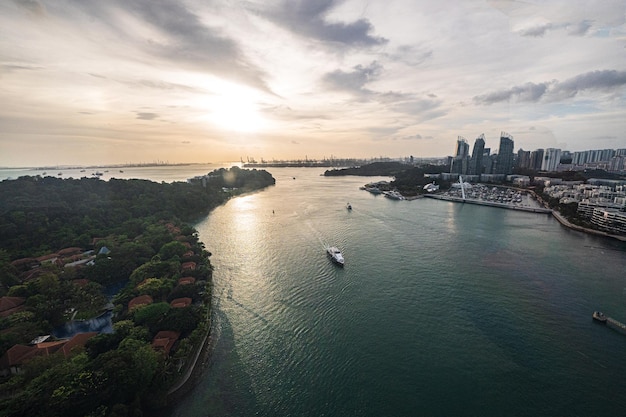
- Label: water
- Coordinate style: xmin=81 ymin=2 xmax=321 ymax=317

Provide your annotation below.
xmin=0 ymin=163 xmax=237 ymax=183
xmin=166 ymin=167 xmax=626 ymax=417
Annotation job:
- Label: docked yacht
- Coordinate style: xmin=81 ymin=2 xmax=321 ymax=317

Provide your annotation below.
xmin=326 ymin=246 xmax=345 ymax=267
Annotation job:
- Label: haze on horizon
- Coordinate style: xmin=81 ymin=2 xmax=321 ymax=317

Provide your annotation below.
xmin=1 ymin=0 xmax=625 ymax=168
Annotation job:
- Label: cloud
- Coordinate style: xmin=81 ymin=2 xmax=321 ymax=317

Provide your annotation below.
xmin=136 ymin=112 xmax=159 ymax=120
xmin=11 ymin=0 xmax=45 ymax=15
xmin=550 ymin=69 xmax=626 ymax=99
xmin=568 ymin=20 xmax=594 ymax=36
xmin=64 ymin=0 xmax=271 ymax=92
xmin=262 ymin=0 xmax=387 ymax=48
xmin=518 ymin=22 xmax=553 ymax=37
xmin=474 ymin=82 xmax=551 ymax=104
xmin=474 ymin=70 xmax=626 ymax=104
xmin=322 ymin=61 xmax=383 ymax=94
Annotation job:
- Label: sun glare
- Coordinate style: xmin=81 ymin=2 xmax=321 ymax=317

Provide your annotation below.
xmin=201 ymin=82 xmax=268 ymax=133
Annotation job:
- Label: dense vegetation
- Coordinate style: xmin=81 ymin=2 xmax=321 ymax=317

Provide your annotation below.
xmin=324 ymin=162 xmax=451 ymax=196
xmin=0 ymin=166 xmax=274 ymax=259
xmin=0 ymin=167 xmax=274 ymax=417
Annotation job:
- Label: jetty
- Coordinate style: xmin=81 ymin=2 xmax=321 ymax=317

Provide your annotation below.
xmin=423 ymin=194 xmax=553 ymax=214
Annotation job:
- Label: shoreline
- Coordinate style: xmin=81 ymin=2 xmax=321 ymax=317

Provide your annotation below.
xmin=423 ymin=193 xmax=626 ymax=242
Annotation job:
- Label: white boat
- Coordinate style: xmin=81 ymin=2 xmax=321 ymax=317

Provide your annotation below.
xmin=346 ymin=202 xmax=352 ymax=210
xmin=326 ymin=246 xmax=345 ymax=267
xmin=383 ymin=190 xmax=405 ymax=200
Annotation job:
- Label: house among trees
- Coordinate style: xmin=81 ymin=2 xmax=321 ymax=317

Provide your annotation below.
xmin=181 ymin=261 xmax=196 ymax=271
xmin=0 ymin=296 xmax=26 ymax=318
xmin=0 ymin=332 xmax=97 ymax=376
xmin=170 ymin=298 xmax=192 ymax=308
xmin=151 ymin=331 xmax=180 ymax=356
xmin=128 ymin=295 xmax=153 ymax=311
xmin=177 ymin=276 xmax=196 ymax=286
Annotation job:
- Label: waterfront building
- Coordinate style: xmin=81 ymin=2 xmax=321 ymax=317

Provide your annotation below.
xmin=495 ymin=133 xmax=514 ymax=175
xmin=450 ymin=137 xmax=470 ymax=175
xmin=469 ymin=134 xmax=485 ymax=176
xmin=590 ymin=208 xmax=626 ymax=235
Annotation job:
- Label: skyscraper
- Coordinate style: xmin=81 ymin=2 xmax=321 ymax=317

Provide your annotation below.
xmin=541 ymin=148 xmax=562 ymax=172
xmin=450 ymin=137 xmax=470 ymax=174
xmin=469 ymin=134 xmax=485 ymax=175
xmin=495 ymin=132 xmax=514 ymax=175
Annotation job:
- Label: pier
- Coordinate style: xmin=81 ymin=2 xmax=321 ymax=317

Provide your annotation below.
xmin=423 ymin=194 xmax=553 ymax=214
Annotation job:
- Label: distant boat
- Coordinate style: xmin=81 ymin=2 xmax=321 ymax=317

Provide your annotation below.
xmin=119 ymin=170 xmax=124 ymax=173
xmin=365 ymin=187 xmax=382 ymax=195
xmin=346 ymin=202 xmax=352 ymax=210
xmin=94 ymin=172 xmax=103 ymax=176
xmin=57 ymin=172 xmax=62 ymax=176
xmin=326 ymin=246 xmax=345 ymax=267
xmin=383 ymin=190 xmax=405 ymax=200
xmin=593 ymin=311 xmax=607 ymax=323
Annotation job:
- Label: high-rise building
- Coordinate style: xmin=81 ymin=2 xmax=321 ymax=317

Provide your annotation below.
xmin=469 ymin=134 xmax=485 ymax=175
xmin=541 ymin=148 xmax=562 ymax=172
xmin=455 ymin=137 xmax=469 ymax=157
xmin=450 ymin=137 xmax=470 ymax=174
xmin=530 ymin=149 xmax=544 ymax=170
xmin=495 ymin=132 xmax=514 ymax=175
xmin=516 ymin=149 xmax=531 ymax=169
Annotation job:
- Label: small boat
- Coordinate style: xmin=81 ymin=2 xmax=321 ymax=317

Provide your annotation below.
xmin=326 ymin=246 xmax=345 ymax=267
xmin=592 ymin=311 xmax=607 ymax=323
xmin=346 ymin=202 xmax=352 ymax=210
xmin=383 ymin=190 xmax=405 ymax=200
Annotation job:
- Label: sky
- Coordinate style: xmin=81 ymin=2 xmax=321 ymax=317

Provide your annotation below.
xmin=1 ymin=0 xmax=625 ymax=167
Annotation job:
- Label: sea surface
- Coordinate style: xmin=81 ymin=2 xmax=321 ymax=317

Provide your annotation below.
xmin=0 ymin=163 xmax=235 ymax=183
xmin=168 ymin=167 xmax=626 ymax=417
xmin=5 ymin=164 xmax=625 ymax=416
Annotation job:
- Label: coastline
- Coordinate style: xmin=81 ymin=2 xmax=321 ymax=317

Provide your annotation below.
xmin=422 ymin=193 xmax=626 ymax=242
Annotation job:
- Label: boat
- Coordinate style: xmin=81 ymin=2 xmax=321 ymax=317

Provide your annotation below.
xmin=326 ymin=246 xmax=345 ymax=267
xmin=346 ymin=202 xmax=352 ymax=210
xmin=383 ymin=190 xmax=405 ymax=200
xmin=592 ymin=311 xmax=607 ymax=323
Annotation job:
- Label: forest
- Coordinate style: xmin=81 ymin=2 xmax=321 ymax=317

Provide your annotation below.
xmin=0 ymin=167 xmax=275 ymax=417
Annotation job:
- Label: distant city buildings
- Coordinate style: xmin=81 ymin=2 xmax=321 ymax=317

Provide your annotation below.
xmin=448 ymin=134 xmax=626 ymax=176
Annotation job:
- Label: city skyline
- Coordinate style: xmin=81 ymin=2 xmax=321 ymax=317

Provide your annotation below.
xmin=1 ymin=0 xmax=625 ymax=167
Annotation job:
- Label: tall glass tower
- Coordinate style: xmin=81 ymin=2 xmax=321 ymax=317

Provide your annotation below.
xmin=495 ymin=132 xmax=514 ymax=175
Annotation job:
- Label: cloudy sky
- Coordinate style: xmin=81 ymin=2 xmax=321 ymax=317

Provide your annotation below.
xmin=1 ymin=0 xmax=625 ymax=166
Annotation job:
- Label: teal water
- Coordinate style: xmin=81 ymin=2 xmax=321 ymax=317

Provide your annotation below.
xmin=173 ymin=167 xmax=626 ymax=417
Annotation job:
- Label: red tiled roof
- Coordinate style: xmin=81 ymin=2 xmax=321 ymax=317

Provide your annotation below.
xmin=0 ymin=345 xmax=38 ymax=369
xmin=181 ymin=262 xmax=196 ymax=271
xmin=178 ymin=276 xmax=196 ymax=285
xmin=36 ymin=340 xmax=66 ymax=355
xmin=170 ymin=298 xmax=192 ymax=308
xmin=151 ymin=331 xmax=180 ymax=356
xmin=128 ymin=295 xmax=153 ymax=311
xmin=10 ymin=257 xmax=37 ymax=266
xmin=0 ymin=297 xmax=26 ymax=318
xmin=61 ymin=332 xmax=97 ymax=357
xmin=36 ymin=253 xmax=60 ymax=262
xmin=58 ymin=247 xmax=83 ymax=256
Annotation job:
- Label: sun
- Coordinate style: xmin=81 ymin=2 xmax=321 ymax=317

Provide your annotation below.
xmin=202 ymin=82 xmax=268 ymax=133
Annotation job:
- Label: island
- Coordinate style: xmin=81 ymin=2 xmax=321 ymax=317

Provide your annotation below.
xmin=0 ymin=167 xmax=275 ymax=416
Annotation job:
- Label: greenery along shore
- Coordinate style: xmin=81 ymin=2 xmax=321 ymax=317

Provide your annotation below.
xmin=0 ymin=167 xmax=275 ymax=417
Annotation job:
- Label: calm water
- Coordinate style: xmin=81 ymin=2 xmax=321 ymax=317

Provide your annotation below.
xmin=0 ymin=163 xmax=236 ymax=183
xmin=163 ymin=167 xmax=626 ymax=417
